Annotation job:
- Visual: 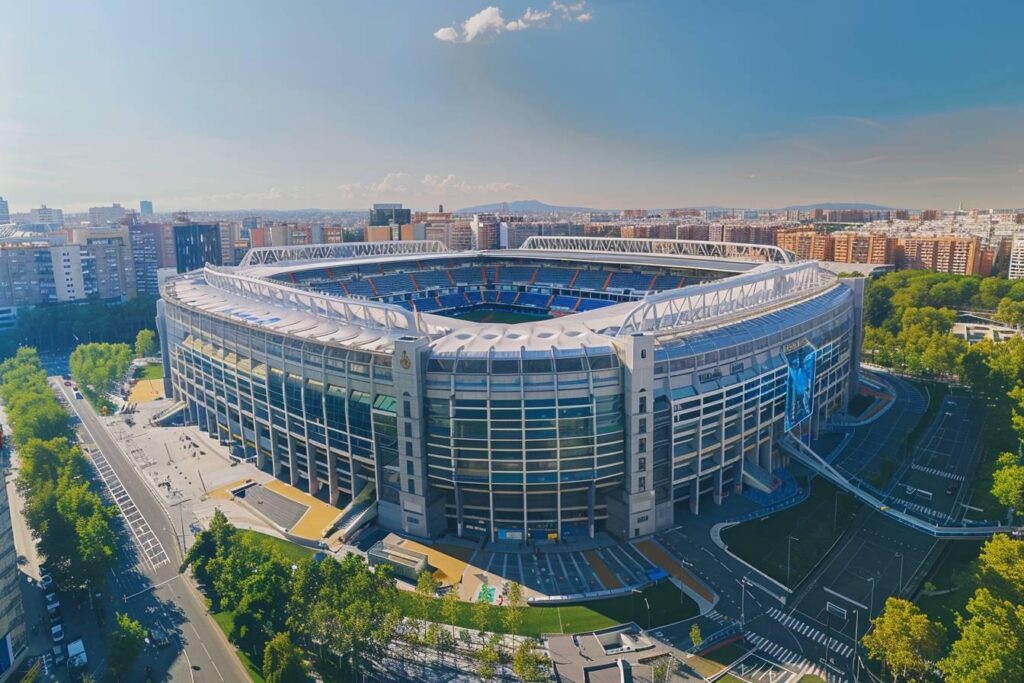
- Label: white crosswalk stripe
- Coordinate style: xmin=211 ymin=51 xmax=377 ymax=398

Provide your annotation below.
xmin=766 ymin=608 xmax=854 ymax=658
xmin=911 ymin=464 xmax=965 ymax=481
xmin=745 ymin=631 xmax=848 ymax=681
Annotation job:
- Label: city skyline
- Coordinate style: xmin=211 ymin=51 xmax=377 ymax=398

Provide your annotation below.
xmin=3 ymin=1 xmax=1024 ymax=212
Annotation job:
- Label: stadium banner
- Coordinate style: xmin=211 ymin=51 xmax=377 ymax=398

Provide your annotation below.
xmin=785 ymin=342 xmax=817 ymax=431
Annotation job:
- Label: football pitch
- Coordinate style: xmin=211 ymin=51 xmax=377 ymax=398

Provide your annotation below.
xmin=447 ymin=307 xmax=551 ymax=323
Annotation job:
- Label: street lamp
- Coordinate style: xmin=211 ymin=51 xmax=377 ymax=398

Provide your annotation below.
xmin=787 ymin=535 xmax=800 ymax=586
xmin=643 ymin=597 xmax=651 ymax=630
xmin=868 ymin=577 xmax=876 ymax=616
xmin=895 ymin=553 xmax=904 ymax=596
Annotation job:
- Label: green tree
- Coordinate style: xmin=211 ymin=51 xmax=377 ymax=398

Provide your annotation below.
xmin=504 ymin=581 xmax=525 ymax=647
xmin=512 ymin=638 xmax=548 ymax=682
xmin=108 ymin=613 xmax=147 ymax=679
xmin=939 ymin=588 xmax=1024 ymax=683
xmin=440 ymin=584 xmax=461 ymax=639
xmin=976 ymin=534 xmax=1024 ymax=603
xmin=991 ymin=452 xmax=1024 ymax=513
xmin=475 ymin=638 xmax=500 ymax=682
xmin=862 ymin=598 xmax=945 ymax=682
xmin=995 ymin=298 xmax=1024 ymax=328
xmin=689 ymin=623 xmax=703 ymax=648
xmin=134 ymin=329 xmax=157 ymax=358
xmin=651 ymin=658 xmax=671 ymax=683
xmin=262 ymin=632 xmax=307 ymax=683
xmin=415 ymin=569 xmax=440 ymax=639
xmin=472 ymin=596 xmax=492 ymax=646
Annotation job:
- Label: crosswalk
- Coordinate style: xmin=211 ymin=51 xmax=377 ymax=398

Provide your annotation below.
xmin=87 ymin=448 xmax=170 ymax=569
xmin=911 ymin=464 xmax=964 ymax=482
xmin=745 ymin=632 xmax=841 ymax=682
xmin=889 ymin=497 xmax=944 ymax=521
xmin=766 ymin=608 xmax=854 ymax=658
xmin=705 ymin=609 xmax=728 ymax=626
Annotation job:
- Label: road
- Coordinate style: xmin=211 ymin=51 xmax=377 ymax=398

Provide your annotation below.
xmin=53 ymin=379 xmax=249 ymax=683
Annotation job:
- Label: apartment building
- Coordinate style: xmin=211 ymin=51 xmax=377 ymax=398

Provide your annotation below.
xmin=897 ymin=235 xmax=982 ymax=275
xmin=775 ymin=230 xmax=834 ymax=261
xmin=832 ymin=232 xmax=896 ymax=265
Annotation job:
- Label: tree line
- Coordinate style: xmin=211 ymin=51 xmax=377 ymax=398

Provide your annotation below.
xmin=69 ymin=342 xmax=134 ymax=407
xmin=865 ymin=534 xmax=1024 ymax=682
xmin=183 ymin=510 xmax=549 ymax=682
xmin=0 ymin=295 xmax=158 ymax=359
xmin=0 ymin=348 xmax=117 ymax=591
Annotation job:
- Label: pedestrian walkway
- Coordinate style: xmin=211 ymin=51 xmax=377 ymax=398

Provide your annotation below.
xmin=766 ymin=607 xmax=854 ymax=658
xmin=911 ymin=464 xmax=965 ymax=482
xmin=745 ymin=632 xmax=842 ymax=682
xmin=633 ymin=538 xmax=715 ymax=605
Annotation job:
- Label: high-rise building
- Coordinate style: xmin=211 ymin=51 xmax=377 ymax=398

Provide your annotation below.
xmin=130 ymin=225 xmax=160 ymax=297
xmin=71 ymin=227 xmax=136 ymax=299
xmin=898 ymin=236 xmax=981 ymax=275
xmin=173 ymin=223 xmax=222 ymax=273
xmin=775 ymin=230 xmax=834 ymax=261
xmin=424 ymin=221 xmax=473 ymax=251
xmin=471 ymin=213 xmax=501 ymax=250
xmin=369 ymin=203 xmax=411 ymax=227
xmin=88 ymin=203 xmax=127 ymax=226
xmin=0 ymin=474 xmax=27 ymax=679
xmin=0 ymin=197 xmax=9 ymax=224
xmin=27 ymin=205 xmax=63 ymax=226
xmin=139 ymin=200 xmax=154 ymax=216
xmin=1007 ymin=236 xmax=1024 ymax=280
xmin=832 ymin=232 xmax=896 ymax=265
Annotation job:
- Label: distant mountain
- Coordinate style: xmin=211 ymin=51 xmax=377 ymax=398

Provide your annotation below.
xmin=455 ymin=199 xmax=608 ymax=214
xmin=779 ymin=202 xmax=894 ymax=211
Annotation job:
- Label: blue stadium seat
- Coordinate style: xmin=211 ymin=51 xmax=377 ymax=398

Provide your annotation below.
xmin=344 ymin=279 xmax=375 ymax=297
xmin=576 ymin=298 xmax=614 ymax=311
xmin=608 ymin=272 xmax=654 ymax=291
xmin=532 ymin=268 xmax=576 ymax=287
xmin=652 ymin=274 xmax=684 ymax=291
xmin=550 ymin=295 xmax=578 ymax=310
xmin=573 ymin=270 xmax=608 ymax=291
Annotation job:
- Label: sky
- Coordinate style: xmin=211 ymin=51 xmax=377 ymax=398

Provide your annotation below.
xmin=2 ymin=0 xmax=1024 ymax=213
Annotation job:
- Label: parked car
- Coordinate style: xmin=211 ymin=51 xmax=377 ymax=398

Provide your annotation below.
xmin=39 ymin=573 xmax=53 ymax=590
xmin=73 ymin=391 xmax=83 ymax=400
xmin=44 ymin=593 xmax=59 ymax=613
xmin=51 ymin=643 xmax=66 ymax=667
xmin=50 ymin=623 xmax=64 ymax=643
xmin=945 ymin=485 xmax=958 ymax=496
xmin=148 ymin=624 xmax=172 ymax=648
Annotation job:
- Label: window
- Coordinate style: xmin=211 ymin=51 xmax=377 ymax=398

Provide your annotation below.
xmin=638 ymin=457 xmax=646 ymax=471
xmin=638 ymin=475 xmax=646 ymax=491
xmin=640 ymin=349 xmax=647 ymax=359
xmin=638 ymin=417 xmax=647 ymax=432
xmin=404 ymin=422 xmax=412 ymax=438
xmin=407 ymin=479 xmax=416 ymax=494
xmin=638 ymin=437 xmax=647 ymax=453
xmin=637 ymin=515 xmax=649 ymax=524
xmin=639 ymin=396 xmax=647 ymax=413
xmin=407 ymin=460 xmax=415 ymax=476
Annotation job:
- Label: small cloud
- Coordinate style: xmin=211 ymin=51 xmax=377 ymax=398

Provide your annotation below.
xmin=338 ymin=172 xmax=410 ymax=199
xmin=435 ymin=3 xmax=582 ymax=43
xmin=420 ymin=173 xmax=519 ymax=195
xmin=748 ymin=173 xmax=757 ymax=179
xmin=576 ymin=12 xmax=592 ymax=23
xmin=433 ymin=27 xmax=458 ymax=42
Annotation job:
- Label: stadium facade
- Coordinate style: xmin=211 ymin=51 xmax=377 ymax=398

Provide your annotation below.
xmin=157 ymin=238 xmax=864 ymax=542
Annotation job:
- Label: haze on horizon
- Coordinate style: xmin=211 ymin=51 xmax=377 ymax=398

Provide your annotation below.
xmin=2 ymin=0 xmax=1023 ymax=213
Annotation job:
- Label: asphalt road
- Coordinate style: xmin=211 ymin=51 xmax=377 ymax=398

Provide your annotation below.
xmin=53 ymin=379 xmax=249 ymax=683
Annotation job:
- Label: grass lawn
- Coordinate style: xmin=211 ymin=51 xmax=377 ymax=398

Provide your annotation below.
xmin=798 ymin=676 xmax=826 ymax=683
xmin=212 ymin=610 xmax=265 ymax=683
xmin=721 ymin=479 xmax=861 ymax=588
xmin=136 ymin=362 xmax=164 ymax=380
xmin=236 ymin=529 xmax=315 ymax=563
xmin=703 ymin=643 xmax=749 ymax=666
xmin=404 ymin=579 xmax=698 ymax=637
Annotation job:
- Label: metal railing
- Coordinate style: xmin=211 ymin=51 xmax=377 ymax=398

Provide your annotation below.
xmin=238 ymin=240 xmax=449 ymax=267
xmin=520 ymin=236 xmax=794 ymax=263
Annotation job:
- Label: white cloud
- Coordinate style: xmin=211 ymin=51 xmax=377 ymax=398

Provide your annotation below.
xmin=434 ymin=4 xmax=573 ymax=43
xmin=552 ymin=1 xmax=588 ymax=20
xmin=463 ymin=6 xmax=508 ymax=42
xmin=420 ymin=173 xmax=518 ymax=195
xmin=576 ymin=12 xmax=592 ymax=23
xmin=433 ymin=27 xmax=458 ymax=42
xmin=338 ymin=171 xmax=410 ymax=199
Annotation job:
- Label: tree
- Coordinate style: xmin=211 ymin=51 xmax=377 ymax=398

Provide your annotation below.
xmin=475 ymin=638 xmax=500 ymax=682
xmin=939 ymin=588 xmax=1024 ymax=683
xmin=991 ymin=452 xmax=1024 ymax=513
xmin=108 ymin=613 xmax=147 ymax=678
xmin=512 ymin=638 xmax=549 ymax=682
xmin=504 ymin=581 xmax=525 ymax=647
xmin=134 ymin=329 xmax=157 ymax=358
xmin=472 ymin=595 xmax=492 ymax=646
xmin=262 ymin=632 xmax=307 ymax=683
xmin=440 ymin=584 xmax=461 ymax=639
xmin=651 ymin=657 xmax=672 ymax=683
xmin=689 ymin=623 xmax=703 ymax=649
xmin=415 ymin=569 xmax=440 ymax=639
xmin=862 ymin=598 xmax=945 ymax=682
xmin=976 ymin=534 xmax=1024 ymax=603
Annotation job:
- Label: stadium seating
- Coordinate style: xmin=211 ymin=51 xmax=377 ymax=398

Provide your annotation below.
xmin=438 ymin=293 xmax=468 ymax=310
xmin=533 ymin=268 xmax=577 ymax=287
xmin=516 ymin=292 xmax=550 ymax=309
xmin=608 ymin=272 xmax=654 ymax=291
xmin=550 ymin=295 xmax=578 ymax=310
xmin=450 ymin=267 xmax=485 ymax=285
xmin=371 ymin=273 xmax=414 ymax=295
xmin=576 ymin=298 xmax=615 ymax=311
xmin=412 ymin=269 xmax=452 ymax=289
xmin=344 ymin=279 xmax=375 ymax=297
xmin=497 ymin=266 xmax=537 ymax=284
xmin=652 ymin=274 xmax=684 ymax=291
xmin=497 ymin=291 xmax=518 ymax=305
xmin=572 ymin=270 xmax=608 ymax=290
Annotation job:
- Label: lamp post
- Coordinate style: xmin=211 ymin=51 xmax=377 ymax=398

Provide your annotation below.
xmin=895 ymin=553 xmax=904 ymax=596
xmin=868 ymin=577 xmax=876 ymax=616
xmin=787 ymin=535 xmax=800 ymax=586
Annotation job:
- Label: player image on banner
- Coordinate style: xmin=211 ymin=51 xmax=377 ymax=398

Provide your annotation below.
xmin=785 ymin=343 xmax=817 ymax=431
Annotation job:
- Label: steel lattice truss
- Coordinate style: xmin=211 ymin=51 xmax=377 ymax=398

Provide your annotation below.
xmin=520 ymin=236 xmax=794 ymax=263
xmin=203 ymin=266 xmax=422 ymax=335
xmin=238 ymin=240 xmax=449 ymax=267
xmin=615 ymin=261 xmax=834 ymax=337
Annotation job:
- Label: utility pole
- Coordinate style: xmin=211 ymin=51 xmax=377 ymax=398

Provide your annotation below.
xmin=895 ymin=553 xmax=904 ymax=596
xmin=787 ymin=535 xmax=799 ymax=586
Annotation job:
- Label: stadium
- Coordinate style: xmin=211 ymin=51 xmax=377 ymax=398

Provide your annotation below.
xmin=156 ymin=237 xmax=863 ymax=543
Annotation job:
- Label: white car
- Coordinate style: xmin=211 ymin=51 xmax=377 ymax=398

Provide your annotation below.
xmin=50 ymin=623 xmax=64 ymax=643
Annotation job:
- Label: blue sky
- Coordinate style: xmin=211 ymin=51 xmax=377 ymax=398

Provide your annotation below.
xmin=2 ymin=0 xmax=1023 ymax=212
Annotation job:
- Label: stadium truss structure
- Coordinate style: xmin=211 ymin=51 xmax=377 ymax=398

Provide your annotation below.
xmin=520 ymin=235 xmax=794 ymax=263
xmin=239 ymin=240 xmax=449 ymax=267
